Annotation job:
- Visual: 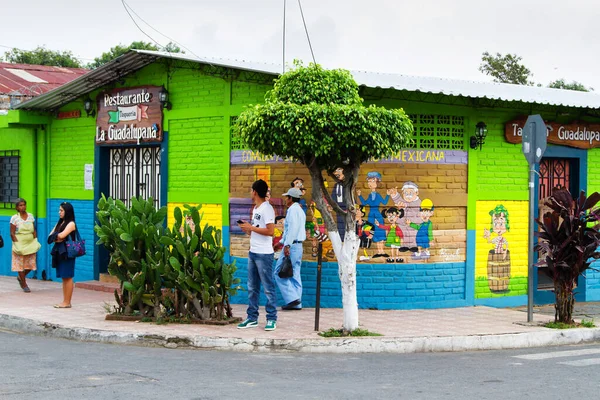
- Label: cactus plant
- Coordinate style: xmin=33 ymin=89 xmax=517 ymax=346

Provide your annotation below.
xmin=95 ymin=196 xmax=240 ymax=321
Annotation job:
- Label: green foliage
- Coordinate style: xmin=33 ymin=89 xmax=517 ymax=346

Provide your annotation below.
xmin=548 ymin=79 xmax=592 ymax=92
xmin=544 ymin=320 xmax=595 ymax=329
xmin=1 ymin=46 xmax=82 ymax=68
xmin=319 ymin=328 xmax=383 ymax=337
xmin=95 ymin=195 xmax=238 ymax=321
xmin=580 ymin=319 xmax=596 ymax=328
xmin=234 ymin=62 xmax=413 ymax=171
xmin=87 ymin=41 xmax=182 ymax=69
xmin=478 ymin=52 xmax=533 ymax=85
xmin=535 ymin=189 xmax=600 ymax=323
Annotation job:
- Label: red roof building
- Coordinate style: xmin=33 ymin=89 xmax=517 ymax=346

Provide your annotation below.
xmin=0 ymin=62 xmax=88 ymax=109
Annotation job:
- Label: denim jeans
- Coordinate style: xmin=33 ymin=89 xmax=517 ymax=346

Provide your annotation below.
xmin=246 ymin=251 xmax=277 ymax=322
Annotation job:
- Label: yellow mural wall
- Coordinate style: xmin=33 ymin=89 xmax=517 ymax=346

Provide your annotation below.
xmin=167 ymin=203 xmax=223 ymax=231
xmin=475 ymin=201 xmax=529 ymax=298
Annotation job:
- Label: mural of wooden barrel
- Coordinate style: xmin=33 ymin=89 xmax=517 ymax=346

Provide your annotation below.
xmin=487 ymin=250 xmax=511 ymax=292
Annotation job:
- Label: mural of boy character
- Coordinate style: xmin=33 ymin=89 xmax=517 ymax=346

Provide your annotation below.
xmin=273 ymin=216 xmax=286 ymax=260
xmin=483 ymin=205 xmax=511 ymax=293
xmin=308 ymin=200 xmax=334 ymax=261
xmin=355 ymin=205 xmax=374 ymax=261
xmin=357 ymin=171 xmax=390 ymax=258
xmin=389 ymin=181 xmax=421 ymax=252
xmin=291 ymin=177 xmax=308 ymax=213
xmin=375 ymin=207 xmax=405 ymax=263
xmin=406 ymin=198 xmax=434 ymax=260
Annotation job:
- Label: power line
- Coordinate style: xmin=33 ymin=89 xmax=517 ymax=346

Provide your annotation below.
xmin=297 ymin=0 xmax=316 ymax=64
xmin=122 ymin=0 xmax=203 ymax=61
xmin=120 ymin=0 xmax=166 ymax=51
xmin=282 ymin=0 xmax=287 ymax=73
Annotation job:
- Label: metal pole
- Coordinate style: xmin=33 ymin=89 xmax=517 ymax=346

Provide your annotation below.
xmin=314 ymin=242 xmax=323 ymax=331
xmin=527 ymin=165 xmax=536 ymax=322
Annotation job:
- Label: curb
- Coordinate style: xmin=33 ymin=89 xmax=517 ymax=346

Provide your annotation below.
xmin=1 ymin=313 xmax=600 ymax=353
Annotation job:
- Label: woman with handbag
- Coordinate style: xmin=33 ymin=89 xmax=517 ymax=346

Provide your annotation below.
xmin=49 ymin=202 xmax=78 ymax=308
xmin=10 ymin=198 xmax=41 ymax=293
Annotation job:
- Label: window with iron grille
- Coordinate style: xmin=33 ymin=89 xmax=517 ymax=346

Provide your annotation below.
xmin=406 ymin=114 xmax=465 ymax=150
xmin=230 ymin=116 xmax=245 ymax=150
xmin=0 ymin=150 xmax=20 ymax=208
xmin=229 ymin=114 xmax=466 ymax=151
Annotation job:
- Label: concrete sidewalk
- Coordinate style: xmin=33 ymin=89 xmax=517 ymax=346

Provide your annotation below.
xmin=0 ymin=276 xmax=599 ymax=353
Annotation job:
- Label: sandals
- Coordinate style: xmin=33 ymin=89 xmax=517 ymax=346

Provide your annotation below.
xmin=53 ymin=304 xmax=72 ymax=309
xmin=17 ymin=276 xmax=31 ymax=293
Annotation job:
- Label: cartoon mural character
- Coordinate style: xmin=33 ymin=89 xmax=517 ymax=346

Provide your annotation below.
xmin=355 ymin=205 xmax=374 ymax=261
xmin=290 ymin=177 xmax=308 ymax=213
xmin=307 ymin=201 xmax=334 ymax=260
xmin=331 ymin=167 xmax=348 ymax=239
xmin=375 ymin=207 xmax=405 ymax=263
xmin=357 ymin=171 xmax=390 ymax=258
xmin=273 ymin=216 xmax=286 ymax=260
xmin=406 ymin=198 xmax=434 ymax=260
xmin=483 ymin=205 xmax=511 ymax=293
xmin=390 ymin=181 xmax=421 ymax=252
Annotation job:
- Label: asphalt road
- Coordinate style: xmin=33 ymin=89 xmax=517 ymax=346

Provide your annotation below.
xmin=1 ymin=329 xmax=599 ymax=399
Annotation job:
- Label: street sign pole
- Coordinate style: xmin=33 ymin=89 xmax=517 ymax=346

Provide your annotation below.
xmin=521 ymin=115 xmax=547 ymax=323
xmin=527 ymin=166 xmax=536 ymax=322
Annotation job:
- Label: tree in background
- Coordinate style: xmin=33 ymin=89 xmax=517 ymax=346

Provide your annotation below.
xmin=478 ymin=51 xmax=534 ymax=85
xmin=479 ymin=51 xmax=593 ymax=91
xmin=548 ymin=79 xmax=592 ymax=92
xmin=234 ymin=62 xmax=413 ymax=331
xmin=87 ymin=41 xmax=182 ymax=69
xmin=1 ymin=46 xmax=82 ymax=68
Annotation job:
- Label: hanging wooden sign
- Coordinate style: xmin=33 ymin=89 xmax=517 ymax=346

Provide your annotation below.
xmin=95 ymin=86 xmax=163 ymax=145
xmin=506 ymin=117 xmax=600 ymax=150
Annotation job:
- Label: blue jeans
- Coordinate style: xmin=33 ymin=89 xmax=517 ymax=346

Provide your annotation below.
xmin=246 ymin=251 xmax=277 ymax=321
xmin=274 ymin=243 xmax=303 ymax=306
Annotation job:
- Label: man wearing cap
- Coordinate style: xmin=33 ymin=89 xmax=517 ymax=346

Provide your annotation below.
xmin=274 ymin=187 xmax=307 ymax=310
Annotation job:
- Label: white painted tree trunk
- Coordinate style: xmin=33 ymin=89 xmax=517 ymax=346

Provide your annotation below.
xmin=329 ymin=230 xmax=360 ymax=331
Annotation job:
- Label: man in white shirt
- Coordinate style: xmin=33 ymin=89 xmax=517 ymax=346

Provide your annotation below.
xmin=274 ymin=187 xmax=307 ymax=310
xmin=237 ymin=179 xmax=277 ymax=331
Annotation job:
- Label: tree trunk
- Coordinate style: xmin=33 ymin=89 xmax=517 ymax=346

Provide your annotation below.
xmin=554 ymin=281 xmax=575 ymax=324
xmin=329 ymin=231 xmax=359 ymax=331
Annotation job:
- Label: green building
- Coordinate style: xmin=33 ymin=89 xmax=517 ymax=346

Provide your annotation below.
xmin=1 ymin=50 xmax=600 ymax=309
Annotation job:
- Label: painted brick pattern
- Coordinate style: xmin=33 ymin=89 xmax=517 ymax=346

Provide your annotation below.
xmin=49 ymin=125 xmax=94 ymax=197
xmin=588 ymin=149 xmax=600 ymax=194
xmin=231 ymin=80 xmax=272 ymax=105
xmin=475 ymin=118 xmax=528 ymax=194
xmin=475 ymin=200 xmax=529 ymax=298
xmin=168 ymin=69 xmax=226 ymax=109
xmin=48 ymin=199 xmax=95 ymax=282
xmin=167 ymin=202 xmax=222 ymax=232
xmin=230 ymin=257 xmax=466 ymax=309
xmin=586 ymin=261 xmax=600 ymax=301
xmin=168 ymin=117 xmax=225 ymax=192
xmin=229 ymin=161 xmax=467 ymax=263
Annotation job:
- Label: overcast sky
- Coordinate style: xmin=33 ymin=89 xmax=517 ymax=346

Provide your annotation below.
xmin=3 ymin=0 xmax=600 ymax=89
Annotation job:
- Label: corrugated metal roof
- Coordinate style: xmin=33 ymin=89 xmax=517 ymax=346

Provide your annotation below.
xmin=14 ymin=52 xmax=159 ymax=110
xmin=0 ymin=62 xmax=88 ymax=96
xmin=14 ymin=49 xmax=600 ymax=111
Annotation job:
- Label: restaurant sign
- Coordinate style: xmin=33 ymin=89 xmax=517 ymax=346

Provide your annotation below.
xmin=506 ymin=117 xmax=600 ymax=149
xmin=95 ymin=86 xmax=163 ymax=145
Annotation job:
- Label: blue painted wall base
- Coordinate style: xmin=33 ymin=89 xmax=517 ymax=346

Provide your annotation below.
xmin=230 ymin=257 xmax=468 ymax=310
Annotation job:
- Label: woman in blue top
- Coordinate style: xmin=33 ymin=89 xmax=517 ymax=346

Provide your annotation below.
xmin=357 ymin=172 xmax=390 ymax=258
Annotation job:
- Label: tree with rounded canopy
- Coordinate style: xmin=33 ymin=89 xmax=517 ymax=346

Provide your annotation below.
xmin=233 ymin=62 xmax=413 ymax=331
